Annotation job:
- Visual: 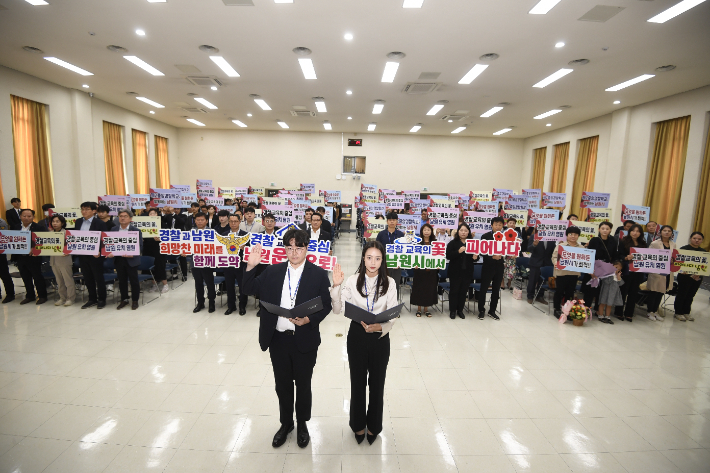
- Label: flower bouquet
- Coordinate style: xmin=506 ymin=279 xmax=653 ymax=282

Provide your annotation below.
xmin=559 ymin=299 xmax=591 ymax=326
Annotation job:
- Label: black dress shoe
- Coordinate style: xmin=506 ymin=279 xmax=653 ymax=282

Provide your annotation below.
xmin=367 ymin=432 xmax=377 ymax=445
xmin=81 ymin=300 xmax=97 ymax=309
xmin=239 ymin=308 xmax=246 ymax=316
xmin=450 ymin=312 xmax=456 ymax=319
xmin=182 ymin=275 xmax=188 ymax=282
xmin=2 ymin=295 xmax=14 ymax=303
xmin=20 ymin=297 xmax=35 ymax=305
xmin=457 ymin=310 xmax=465 ymax=319
xmin=35 ymin=297 xmax=48 ymax=305
xmin=355 ymin=432 xmax=365 ymax=444
xmin=554 ymin=309 xmax=562 ymax=319
xmin=272 ymin=423 xmax=294 ymax=448
xmin=131 ymin=301 xmax=139 ymax=310
xmin=117 ymin=300 xmax=129 ymax=310
xmin=225 ymin=308 xmax=235 ymax=315
xmin=193 ymin=303 xmax=204 ymax=313
xmin=296 ymin=422 xmax=310 ymax=448
xmin=208 ymin=302 xmax=216 ymax=313
xmin=478 ymin=311 xmax=485 ymax=320
xmin=97 ymin=300 xmax=106 ymax=309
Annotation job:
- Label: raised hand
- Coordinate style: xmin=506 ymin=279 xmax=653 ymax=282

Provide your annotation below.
xmin=246 ymin=243 xmax=263 ymax=270
xmin=332 ymin=263 xmax=344 ymax=287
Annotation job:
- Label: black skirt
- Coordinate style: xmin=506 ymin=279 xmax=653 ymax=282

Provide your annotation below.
xmin=410 ymin=268 xmax=439 ymax=306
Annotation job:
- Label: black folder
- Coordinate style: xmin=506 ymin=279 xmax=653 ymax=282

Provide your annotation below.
xmin=260 ymin=297 xmax=323 ymax=319
xmin=344 ymin=302 xmax=403 ymax=325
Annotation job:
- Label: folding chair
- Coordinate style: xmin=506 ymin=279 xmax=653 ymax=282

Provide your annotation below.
xmin=103 ymin=258 xmax=118 ymax=303
xmin=165 ymin=255 xmax=184 ymax=289
xmin=136 ymin=256 xmax=159 ymax=305
xmin=532 ymin=266 xmax=554 ymax=314
xmin=436 ymin=264 xmax=450 ymax=312
xmin=401 ymin=269 xmax=414 ymax=309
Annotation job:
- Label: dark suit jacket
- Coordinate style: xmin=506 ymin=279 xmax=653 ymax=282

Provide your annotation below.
xmin=298 ymin=221 xmax=311 ymax=232
xmin=310 ymin=230 xmax=331 ymax=242
xmin=480 ymin=231 xmax=505 ymax=268
xmin=320 ymin=219 xmax=332 ymax=238
xmin=527 ymin=234 xmax=555 ymax=268
xmin=108 ymin=225 xmax=144 ymax=267
xmin=242 ymin=260 xmax=332 ymax=353
xmin=73 ymin=216 xmax=108 ymax=233
xmin=6 ymin=208 xmax=21 ymax=228
xmin=11 ymin=222 xmax=47 ymax=232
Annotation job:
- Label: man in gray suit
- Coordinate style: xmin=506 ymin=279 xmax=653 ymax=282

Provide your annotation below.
xmin=106 ymin=209 xmax=144 ymax=310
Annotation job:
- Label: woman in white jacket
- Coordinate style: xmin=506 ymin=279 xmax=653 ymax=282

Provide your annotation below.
xmin=645 ymin=225 xmax=676 ymax=321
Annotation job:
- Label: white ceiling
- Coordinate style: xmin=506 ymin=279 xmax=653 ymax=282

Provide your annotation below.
xmin=1 ymin=0 xmax=709 ymax=137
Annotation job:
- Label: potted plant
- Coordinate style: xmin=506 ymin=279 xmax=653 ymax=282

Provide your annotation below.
xmin=559 ymin=299 xmax=591 ymax=326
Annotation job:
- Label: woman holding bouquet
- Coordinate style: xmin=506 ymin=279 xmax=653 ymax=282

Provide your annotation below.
xmin=551 ymin=226 xmax=582 ymax=319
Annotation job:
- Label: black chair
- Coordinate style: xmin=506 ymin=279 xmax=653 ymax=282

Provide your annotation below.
xmin=436 ymin=264 xmax=450 ymax=313
xmin=136 ymin=256 xmax=159 ymax=305
xmin=532 ymin=266 xmax=554 ymax=314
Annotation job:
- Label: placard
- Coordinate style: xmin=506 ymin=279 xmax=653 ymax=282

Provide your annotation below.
xmin=673 ymin=249 xmax=709 ymax=276
xmin=542 ymin=192 xmax=566 ymax=208
xmin=205 ymin=198 xmax=224 ymax=208
xmin=448 ymin=194 xmax=469 ymax=207
xmin=101 ymin=231 xmax=141 ymax=257
xmin=360 ymin=183 xmax=377 ymax=194
xmin=429 ymin=198 xmax=456 ymax=209
xmin=427 ymin=207 xmax=460 ymax=229
xmin=408 ymin=199 xmax=429 ymax=215
xmin=132 ymin=216 xmax=161 ymax=237
xmin=535 ymin=219 xmax=570 ymax=241
xmin=555 ymin=245 xmax=596 ymax=274
xmin=128 ymin=194 xmax=150 ymax=210
xmin=621 ymin=204 xmax=651 ymax=225
xmin=261 ymin=205 xmax=294 ymax=227
xmin=300 ymin=183 xmax=316 ymax=194
xmin=0 ymin=231 xmax=30 ymax=254
xmin=289 ymin=199 xmax=312 ymax=211
xmin=180 ymin=193 xmax=197 ymax=208
xmin=149 ymin=188 xmax=180 ymax=208
xmin=571 ymin=221 xmax=598 ymax=244
xmin=196 ymin=179 xmax=213 ymax=188
xmin=218 ymin=187 xmax=237 ymax=198
xmin=98 ymin=195 xmax=130 ymax=216
xmin=319 ymin=190 xmax=341 ymax=203
xmin=401 ymin=190 xmax=420 ymax=200
xmin=250 ymin=186 xmax=266 ymax=196
xmin=492 ymin=188 xmax=514 ymax=201
xmin=629 ymin=247 xmax=672 ymax=274
xmin=30 ymin=232 xmax=65 ymax=256
xmin=522 ymin=189 xmax=541 ymax=204
xmin=528 ymin=208 xmax=559 ymax=227
xmin=396 ymin=215 xmax=420 ymax=234
xmin=588 ymin=208 xmax=613 ymax=224
xmin=384 ymin=195 xmax=405 ymax=209
xmin=48 ymin=208 xmax=80 ymax=228
xmin=505 ymin=195 xmax=529 ymax=211
xmin=463 ymin=211 xmax=496 ymax=233
xmin=360 ymin=192 xmax=379 ymax=204
xmin=64 ymin=230 xmax=101 ymax=255
xmin=469 ymin=191 xmax=493 ymax=202
xmin=364 ymin=202 xmax=386 ymax=215
xmin=580 ymin=192 xmax=610 ymax=208
xmin=196 ymin=186 xmax=216 ymax=200
xmin=465 ymin=230 xmax=521 ymax=256
xmin=385 ymin=240 xmax=446 ymax=269
xmin=475 ymin=200 xmax=500 ymax=213
xmin=170 ymin=184 xmax=191 ymax=193
xmin=502 ymin=210 xmax=527 ymax=228
xmin=362 ymin=216 xmax=386 ymax=238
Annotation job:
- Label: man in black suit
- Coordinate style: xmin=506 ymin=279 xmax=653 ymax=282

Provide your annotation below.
xmin=527 ymin=227 xmax=555 ymax=305
xmin=477 ymin=217 xmax=506 ymax=321
xmin=6 ymin=198 xmax=22 ymax=229
xmin=191 ymin=212 xmax=216 ymax=314
xmin=73 ymin=201 xmax=108 ymax=309
xmin=106 ymin=209 xmax=144 ymax=311
xmin=14 ymin=209 xmax=48 ymax=305
xmin=162 ymin=205 xmax=189 ymax=280
xmin=223 ymin=213 xmax=249 ymax=315
xmin=315 ymin=206 xmax=332 ymax=239
xmin=307 ymin=213 xmax=331 ymax=243
xmin=298 ymin=208 xmax=314 ymax=232
xmin=242 ymin=228 xmax=332 ymax=450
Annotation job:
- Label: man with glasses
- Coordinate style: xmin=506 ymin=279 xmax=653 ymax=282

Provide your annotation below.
xmin=224 ymin=213 xmax=248 ymax=315
xmin=242 ymin=228 xmax=332 ymax=450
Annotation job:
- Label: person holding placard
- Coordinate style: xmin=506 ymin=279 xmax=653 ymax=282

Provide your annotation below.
xmin=376 ymin=212 xmax=404 ymax=298
xmin=411 ymin=224 xmax=438 ymax=317
xmin=49 ymin=215 xmax=75 ymax=306
xmin=5 ymin=197 xmax=22 ymax=229
xmin=144 ymin=208 xmax=169 ymax=294
xmin=309 ymin=213 xmax=331 ymax=242
xmin=329 ymin=242 xmax=397 ymax=445
xmin=503 ymin=218 xmax=521 ymax=290
xmin=215 ymin=209 xmax=231 ymax=236
xmin=674 ymin=232 xmax=706 ymax=321
xmin=240 ymin=207 xmax=265 ymax=234
xmin=106 ymin=210 xmax=143 ymax=311
xmin=74 ymin=201 xmax=108 ymax=309
xmin=644 ymin=225 xmax=677 ymax=321
xmin=15 ymin=209 xmax=48 ymax=305
xmin=551 ymin=226 xmax=583 ymax=318
xmin=446 ymin=223 xmax=479 ymax=319
xmin=645 ymin=221 xmax=658 ymax=245
xmin=477 ymin=217 xmax=506 ymax=320
xmin=298 ymin=208 xmax=314 ymax=232
xmin=582 ymin=221 xmax=619 ymax=323
xmin=527 ymin=228 xmax=554 ymax=305
xmin=191 ymin=212 xmax=216 ymax=314
xmin=206 ymin=205 xmax=218 ymax=228
xmin=0 ymin=215 xmax=15 ymax=303
xmin=223 ymin=213 xmax=249 ymax=315
xmin=96 ymin=204 xmax=116 ymax=230
xmin=618 ymin=224 xmax=647 ymax=321
xmin=315 ymin=207 xmax=332 ymax=238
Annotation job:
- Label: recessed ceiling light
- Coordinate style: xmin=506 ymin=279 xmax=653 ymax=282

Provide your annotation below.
xmin=613 ymin=100 xmax=621 ymax=104
xmin=123 ymin=56 xmax=164 ymax=76
xmin=347 ymin=116 xmax=352 ymax=120
xmin=534 ymin=109 xmax=562 ymax=119
xmin=232 ymin=120 xmax=247 ymax=127
xmin=149 ymin=111 xmax=155 ymax=114
xmin=277 ymin=121 xmax=289 ymax=129
xmin=493 ymin=128 xmax=512 ymax=135
xmin=648 ymin=0 xmax=706 ymax=23
xmin=529 ymin=0 xmax=563 ymax=14
xmin=253 ymin=98 xmax=271 ymax=110
xmin=298 ymin=58 xmax=317 ymax=80
xmin=44 ymin=57 xmax=93 ymax=76
xmin=209 ymin=56 xmax=240 ymax=77
xmin=211 ymin=86 xmax=217 ymax=91
xmin=480 ymin=106 xmax=503 ymax=118
xmin=136 ymin=97 xmax=165 ymax=108
xmin=136 ymin=29 xmax=146 ymax=36
xmin=147 ymin=0 xmax=167 ymax=2
xmin=247 ymin=113 xmax=252 ymax=117
xmin=555 ymin=42 xmax=565 ymax=48
xmin=274 ymin=0 xmax=293 ymax=3
xmin=368 ymin=123 xmax=376 ymax=131
xmin=451 ymin=127 xmax=466 ymax=134
xmin=323 ymin=121 xmax=332 ymax=130
xmin=372 ymin=102 xmax=385 ymax=114
xmin=82 ymin=84 xmax=89 ymax=88
xmin=533 ymin=68 xmax=573 ymax=88
xmin=381 ymin=62 xmax=399 ymax=83
xmin=314 ymin=99 xmax=327 ymax=113
xmin=344 ymin=33 xmax=353 ymax=40
xmin=187 ymin=119 xmax=205 ymax=126
xmin=410 ymin=124 xmax=422 ymax=132
xmin=346 ymin=90 xmax=353 ymax=95
xmin=546 ymin=123 xmax=551 ymax=126
xmin=25 ymin=0 xmax=48 ymax=5
xmin=194 ymin=97 xmax=217 ymax=109
xmin=605 ymin=74 xmax=654 ymax=91
xmin=403 ymin=0 xmax=424 ymax=7
xmin=448 ymin=120 xmax=453 ymax=123
xmin=458 ymin=64 xmax=488 ymax=84
xmin=426 ymin=104 xmax=445 ymax=115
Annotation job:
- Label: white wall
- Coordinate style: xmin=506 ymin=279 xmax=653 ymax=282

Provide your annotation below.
xmin=0 ymin=65 xmax=179 ymax=210
xmin=520 ymin=85 xmax=710 ymax=242
xmin=176 ymin=129 xmax=525 ymax=205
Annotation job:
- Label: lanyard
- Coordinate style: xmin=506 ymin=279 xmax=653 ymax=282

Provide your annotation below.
xmin=246 ymin=222 xmax=255 ymax=232
xmin=287 ymin=267 xmax=302 ymax=309
xmin=388 ymin=231 xmax=396 ymax=243
xmin=363 ymin=277 xmax=377 ymax=313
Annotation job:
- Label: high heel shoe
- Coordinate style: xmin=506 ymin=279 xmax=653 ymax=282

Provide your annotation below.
xmin=367 ymin=432 xmax=377 ymax=445
xmin=355 ymin=432 xmax=365 ymax=444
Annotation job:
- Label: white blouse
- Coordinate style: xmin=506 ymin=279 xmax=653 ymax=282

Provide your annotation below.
xmin=330 ymin=274 xmax=398 ymax=338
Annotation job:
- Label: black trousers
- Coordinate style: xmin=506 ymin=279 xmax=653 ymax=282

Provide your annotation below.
xmin=554 ymin=275 xmax=578 ymax=310
xmin=621 ymin=273 xmax=643 ymax=317
xmin=674 ymin=274 xmax=702 ymax=315
xmin=223 ymin=266 xmax=247 ymax=311
xmin=179 ymin=256 xmax=188 ymax=278
xmin=115 ymin=257 xmax=140 ymax=301
xmin=478 ymin=262 xmax=504 ymax=313
xmin=193 ymin=267 xmax=215 ymax=304
xmin=581 ymin=274 xmax=600 ymax=311
xmin=269 ymin=330 xmax=318 ymax=425
xmin=0 ymin=255 xmax=15 ymax=297
xmin=448 ymin=274 xmax=472 ymax=312
xmin=527 ymin=266 xmax=545 ymax=300
xmin=347 ymin=321 xmax=390 ymax=436
xmin=16 ymin=255 xmax=47 ymax=299
xmin=152 ymin=252 xmax=166 ymax=282
xmin=647 ymin=292 xmax=663 ymax=313
xmin=79 ymin=255 xmax=106 ymax=302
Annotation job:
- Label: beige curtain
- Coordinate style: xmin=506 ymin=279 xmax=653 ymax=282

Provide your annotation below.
xmin=155 ymin=135 xmax=170 ymax=188
xmin=355 ymin=157 xmax=366 ymax=173
xmin=532 ymin=147 xmax=546 ymax=190
xmin=693 ymin=120 xmax=710 ymax=249
xmin=570 ymin=136 xmax=599 ymax=220
xmin=103 ymin=121 xmax=127 ymax=195
xmin=644 ymin=115 xmax=690 ymax=228
xmin=549 ymin=142 xmax=569 ymax=194
xmin=132 ymin=129 xmax=149 ymax=194
xmin=11 ymin=95 xmax=55 ymax=221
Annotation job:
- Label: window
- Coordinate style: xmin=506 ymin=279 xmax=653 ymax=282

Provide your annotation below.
xmin=343 ymin=156 xmax=366 ymax=174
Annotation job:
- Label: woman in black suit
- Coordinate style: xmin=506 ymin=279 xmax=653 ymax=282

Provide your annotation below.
xmin=446 ymin=223 xmax=479 ymax=319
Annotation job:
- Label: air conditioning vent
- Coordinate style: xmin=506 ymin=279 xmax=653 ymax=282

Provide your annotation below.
xmin=440 ymin=115 xmax=468 ymax=122
xmin=290 ymin=110 xmax=317 ymax=117
xmin=402 ymin=82 xmax=441 ymax=94
xmin=184 ymin=76 xmax=224 ymax=88
xmin=180 ymin=107 xmax=208 ymax=114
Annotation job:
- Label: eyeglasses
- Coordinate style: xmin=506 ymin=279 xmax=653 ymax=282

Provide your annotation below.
xmin=285 ymin=247 xmax=306 ymax=254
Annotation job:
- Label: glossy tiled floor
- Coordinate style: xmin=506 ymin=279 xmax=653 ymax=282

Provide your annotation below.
xmin=1 ymin=233 xmax=709 ymax=472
